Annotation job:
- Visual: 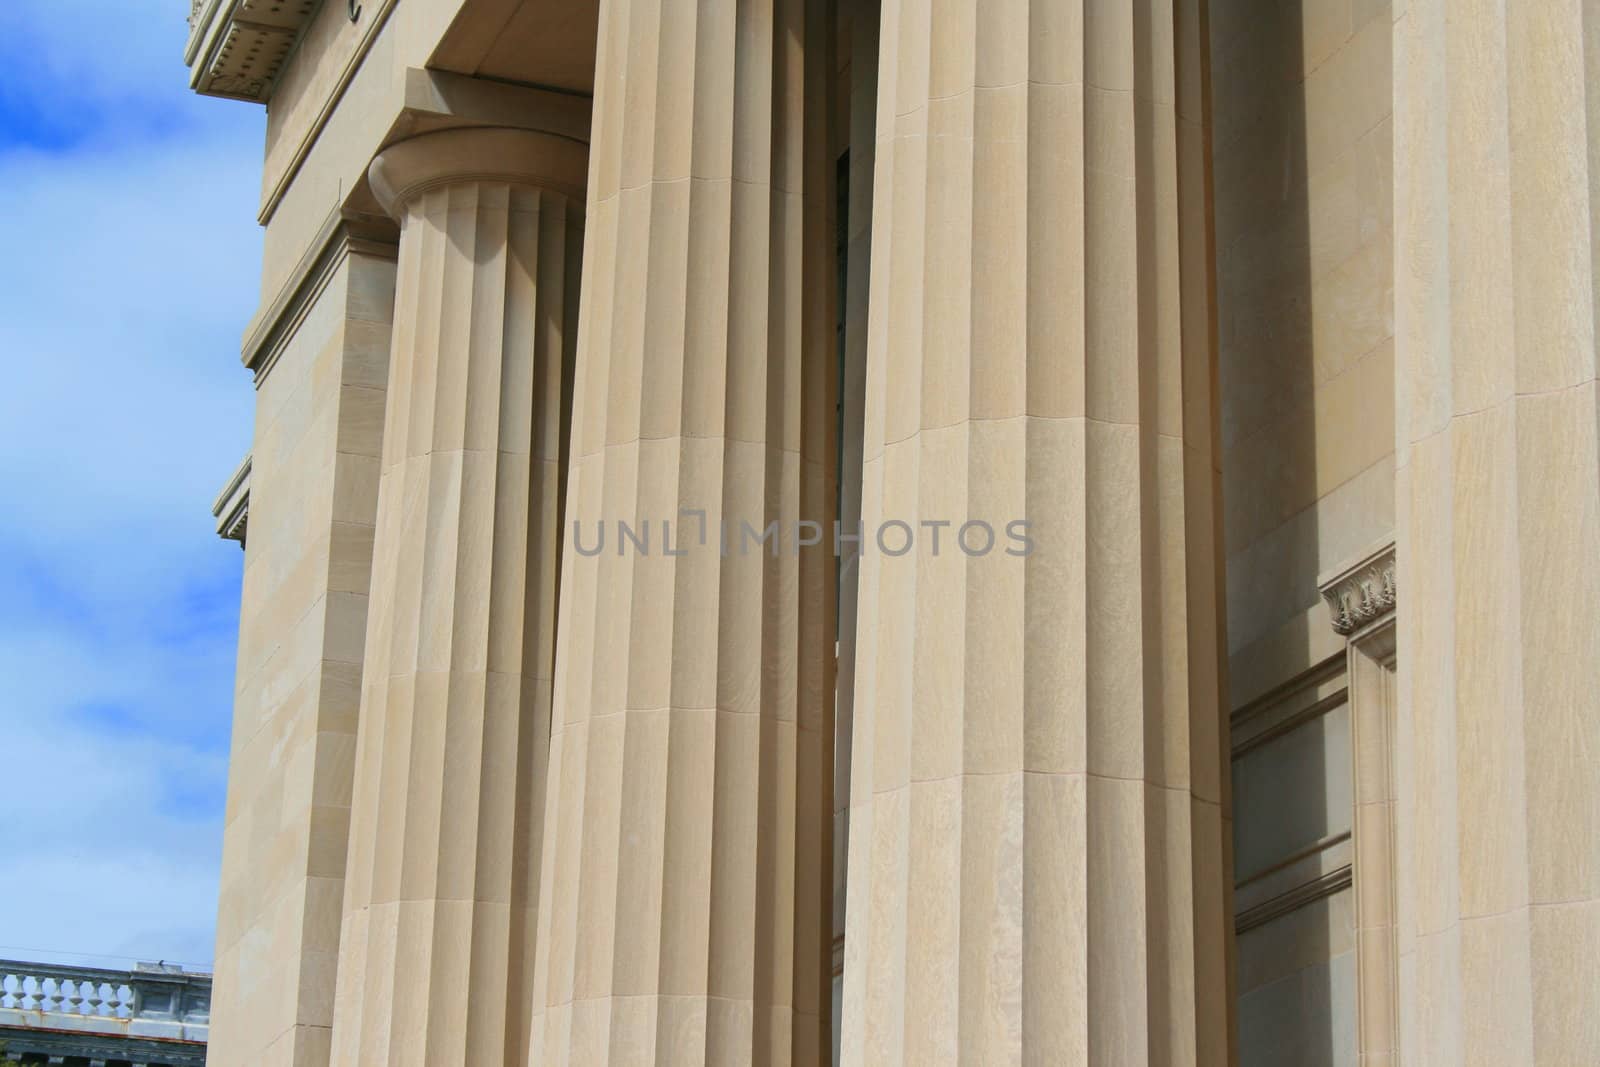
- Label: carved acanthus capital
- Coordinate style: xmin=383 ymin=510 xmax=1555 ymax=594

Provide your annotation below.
xmin=1318 ymin=542 xmax=1396 ymax=636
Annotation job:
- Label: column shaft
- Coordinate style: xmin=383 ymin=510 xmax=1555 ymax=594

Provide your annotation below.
xmin=839 ymin=1 xmax=1232 ymax=1063
xmin=1394 ymin=2 xmax=1600 ymax=1063
xmin=529 ymin=0 xmax=838 ymax=1063
xmin=330 ymin=129 xmax=585 ymax=1067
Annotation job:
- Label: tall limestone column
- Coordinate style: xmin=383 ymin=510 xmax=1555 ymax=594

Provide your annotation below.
xmin=328 ymin=127 xmax=586 ymax=1066
xmin=839 ymin=1 xmax=1233 ymax=1063
xmin=1394 ymin=2 xmax=1600 ymax=1063
xmin=529 ymin=0 xmax=838 ymax=1063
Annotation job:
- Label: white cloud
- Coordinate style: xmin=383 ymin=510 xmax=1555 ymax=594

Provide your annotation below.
xmin=0 ymin=0 xmax=266 ymax=972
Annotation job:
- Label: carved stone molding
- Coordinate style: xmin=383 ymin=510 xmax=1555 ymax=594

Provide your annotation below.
xmin=241 ymin=207 xmax=399 ymax=385
xmin=1318 ymin=541 xmax=1397 ymax=637
xmin=185 ymin=0 xmax=318 ymax=104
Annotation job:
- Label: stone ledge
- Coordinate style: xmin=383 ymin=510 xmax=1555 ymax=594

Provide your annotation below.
xmin=212 ymin=455 xmax=252 ymax=548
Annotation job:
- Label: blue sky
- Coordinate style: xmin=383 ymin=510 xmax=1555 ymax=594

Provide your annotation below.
xmin=0 ymin=2 xmax=264 ymax=970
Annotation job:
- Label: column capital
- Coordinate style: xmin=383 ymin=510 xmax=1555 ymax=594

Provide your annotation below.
xmin=367 ymin=126 xmax=587 ymax=219
xmin=1317 ymin=540 xmax=1397 ymax=637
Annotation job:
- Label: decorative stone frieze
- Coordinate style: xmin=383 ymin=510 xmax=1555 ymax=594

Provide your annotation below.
xmin=1318 ymin=542 xmax=1397 ymax=636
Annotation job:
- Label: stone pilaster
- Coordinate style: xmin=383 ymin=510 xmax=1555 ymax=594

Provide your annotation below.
xmin=328 ymin=127 xmax=586 ymax=1067
xmin=1394 ymin=2 xmax=1600 ymax=1063
xmin=838 ymin=1 xmax=1233 ymax=1063
xmin=209 ymin=221 xmax=397 ymax=1067
xmin=528 ymin=0 xmax=838 ymax=1063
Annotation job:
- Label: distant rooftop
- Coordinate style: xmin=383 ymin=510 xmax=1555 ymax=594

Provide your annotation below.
xmin=0 ymin=959 xmax=209 ymax=1067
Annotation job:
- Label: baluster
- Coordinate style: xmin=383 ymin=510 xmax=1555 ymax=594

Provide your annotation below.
xmin=0 ymin=972 xmax=12 ymax=1009
xmin=84 ymin=979 xmax=104 ymax=1016
xmin=118 ymin=982 xmax=134 ymax=1018
xmin=65 ymin=977 xmax=83 ymax=1014
xmin=45 ymin=976 xmax=63 ymax=1011
xmin=24 ymin=975 xmax=39 ymax=1010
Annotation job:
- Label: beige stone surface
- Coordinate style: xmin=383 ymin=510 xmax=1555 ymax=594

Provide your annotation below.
xmin=195 ymin=0 xmax=1600 ymax=1062
xmin=836 ymin=1 xmax=1232 ymax=1062
xmin=528 ymin=1 xmax=839 ymax=1062
xmin=1393 ymin=1 xmax=1600 ymax=1063
xmin=209 ymin=244 xmax=397 ymax=1067
xmin=1212 ymin=0 xmax=1396 ymax=660
xmin=833 ymin=4 xmax=879 ymax=1053
xmin=1210 ymin=4 xmax=1397 ymax=1057
xmin=327 ymin=128 xmax=584 ymax=1067
xmin=1343 ymin=622 xmax=1399 ymax=1067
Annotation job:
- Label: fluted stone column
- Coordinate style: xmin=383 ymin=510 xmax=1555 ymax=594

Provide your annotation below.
xmin=839 ymin=2 xmax=1233 ymax=1064
xmin=529 ymin=1 xmax=838 ymax=1063
xmin=329 ymin=127 xmax=585 ymax=1067
xmin=1394 ymin=2 xmax=1600 ymax=1063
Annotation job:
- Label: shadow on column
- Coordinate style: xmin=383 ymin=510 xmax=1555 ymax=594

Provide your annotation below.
xmin=1210 ymin=0 xmax=1344 ymax=1063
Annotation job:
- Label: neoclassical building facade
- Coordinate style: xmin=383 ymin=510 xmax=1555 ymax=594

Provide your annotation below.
xmin=190 ymin=0 xmax=1600 ymax=1063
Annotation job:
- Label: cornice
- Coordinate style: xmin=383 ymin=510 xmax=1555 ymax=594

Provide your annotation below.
xmin=186 ymin=0 xmax=321 ymax=104
xmin=212 ymin=455 xmax=253 ymax=549
xmin=1317 ymin=540 xmax=1397 ymax=637
xmin=241 ymin=206 xmax=399 ymax=386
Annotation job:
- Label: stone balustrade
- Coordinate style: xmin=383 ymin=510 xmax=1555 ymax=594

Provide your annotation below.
xmin=0 ymin=960 xmax=209 ymax=1066
xmin=0 ymin=963 xmax=135 ymax=1019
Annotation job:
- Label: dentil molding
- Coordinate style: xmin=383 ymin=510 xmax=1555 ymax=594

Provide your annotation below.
xmin=185 ymin=0 xmax=318 ymax=103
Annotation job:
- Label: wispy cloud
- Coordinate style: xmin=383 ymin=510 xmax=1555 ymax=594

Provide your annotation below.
xmin=0 ymin=1 xmax=264 ymax=971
